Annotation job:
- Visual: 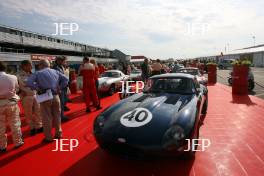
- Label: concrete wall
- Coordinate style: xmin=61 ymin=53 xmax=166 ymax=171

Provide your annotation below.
xmin=253 ymin=52 xmax=264 ymax=67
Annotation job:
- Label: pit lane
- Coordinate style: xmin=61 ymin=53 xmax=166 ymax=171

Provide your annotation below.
xmin=216 ymin=67 xmax=264 ymax=99
xmin=1 ymin=77 xmax=264 ymax=175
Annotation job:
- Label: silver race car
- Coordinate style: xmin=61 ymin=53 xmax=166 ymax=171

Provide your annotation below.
xmin=98 ymin=70 xmax=130 ymax=95
xmin=177 ymin=67 xmax=208 ymax=86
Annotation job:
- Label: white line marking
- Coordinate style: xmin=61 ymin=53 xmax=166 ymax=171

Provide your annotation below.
xmin=231 ymin=152 xmax=248 ymax=176
xmin=246 ymin=143 xmax=264 ymax=166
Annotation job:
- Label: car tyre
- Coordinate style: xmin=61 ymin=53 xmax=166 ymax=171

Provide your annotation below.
xmin=248 ymin=80 xmax=255 ymax=91
xmin=228 ymin=78 xmax=232 ymax=85
xmin=201 ymin=98 xmax=208 ymax=115
xmin=182 ymin=127 xmax=199 ymax=159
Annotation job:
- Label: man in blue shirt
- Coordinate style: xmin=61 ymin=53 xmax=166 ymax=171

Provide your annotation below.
xmin=27 ymin=59 xmax=69 ymax=142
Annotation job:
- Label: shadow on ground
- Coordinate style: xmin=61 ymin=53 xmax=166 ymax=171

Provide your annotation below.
xmin=231 ymin=94 xmax=256 ymax=106
xmin=61 ymin=148 xmax=195 ymax=176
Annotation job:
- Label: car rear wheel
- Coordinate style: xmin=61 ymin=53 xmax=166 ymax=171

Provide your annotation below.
xmin=228 ymin=78 xmax=232 ymax=85
xmin=248 ymin=80 xmax=255 ymax=91
xmin=201 ymin=97 xmax=208 ymax=115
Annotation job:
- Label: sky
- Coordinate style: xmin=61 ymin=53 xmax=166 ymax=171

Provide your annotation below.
xmin=0 ymin=0 xmax=264 ymax=59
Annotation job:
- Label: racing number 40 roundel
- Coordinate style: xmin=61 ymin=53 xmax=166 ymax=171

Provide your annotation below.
xmin=120 ymin=108 xmax=153 ymax=127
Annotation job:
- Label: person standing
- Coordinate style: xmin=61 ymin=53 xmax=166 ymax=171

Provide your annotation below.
xmin=141 ymin=58 xmax=150 ymax=83
xmin=127 ymin=65 xmax=131 ymax=75
xmin=0 ymin=61 xmax=24 ymax=151
xmin=151 ymin=59 xmax=162 ymax=76
xmin=27 ymin=59 xmax=68 ymax=142
xmin=63 ymin=64 xmax=72 ymax=103
xmin=90 ymin=59 xmax=100 ymax=92
xmin=17 ymin=60 xmax=42 ymax=136
xmin=53 ymin=56 xmax=69 ymax=121
xmin=78 ymin=57 xmax=90 ymax=75
xmin=98 ymin=63 xmax=105 ymax=75
xmin=80 ymin=58 xmax=101 ymax=113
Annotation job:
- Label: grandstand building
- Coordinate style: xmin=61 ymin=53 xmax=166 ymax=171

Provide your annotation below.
xmin=0 ymin=25 xmax=124 ymax=73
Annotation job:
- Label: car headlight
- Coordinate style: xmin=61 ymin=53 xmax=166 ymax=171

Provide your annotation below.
xmin=162 ymin=125 xmax=185 ymax=149
xmin=97 ymin=115 xmax=105 ymax=127
xmin=94 ymin=115 xmax=105 ymax=134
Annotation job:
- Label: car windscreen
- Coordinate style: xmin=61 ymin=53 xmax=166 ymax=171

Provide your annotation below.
xmin=131 ymin=70 xmax=141 ymax=74
xmin=149 ymin=78 xmax=195 ymax=94
xmin=177 ymin=69 xmax=199 ymax=76
xmin=100 ymin=72 xmax=120 ymax=78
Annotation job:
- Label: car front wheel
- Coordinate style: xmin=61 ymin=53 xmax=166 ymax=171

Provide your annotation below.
xmin=182 ymin=126 xmax=200 ymax=159
xmin=228 ymin=78 xmax=232 ymax=85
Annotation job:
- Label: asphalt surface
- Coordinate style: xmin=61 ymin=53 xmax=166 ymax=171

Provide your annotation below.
xmin=217 ymin=67 xmax=264 ymax=99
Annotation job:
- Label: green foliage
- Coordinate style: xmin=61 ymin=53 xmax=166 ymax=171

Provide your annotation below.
xmin=232 ymin=59 xmax=251 ymax=66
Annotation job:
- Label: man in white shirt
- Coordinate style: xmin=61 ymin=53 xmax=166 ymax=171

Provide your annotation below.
xmin=0 ymin=61 xmax=24 ymax=152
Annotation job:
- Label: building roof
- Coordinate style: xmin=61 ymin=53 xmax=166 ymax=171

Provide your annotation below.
xmin=226 ymin=45 xmax=264 ymax=55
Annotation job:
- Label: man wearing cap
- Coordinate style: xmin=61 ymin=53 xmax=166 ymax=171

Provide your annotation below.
xmin=17 ymin=60 xmax=43 ymax=136
xmin=0 ymin=61 xmax=24 ymax=152
xmin=27 ymin=59 xmax=68 ymax=142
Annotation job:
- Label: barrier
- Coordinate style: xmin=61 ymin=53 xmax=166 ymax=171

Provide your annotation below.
xmin=207 ymin=64 xmax=217 ymax=84
xmin=232 ymin=65 xmax=248 ymax=95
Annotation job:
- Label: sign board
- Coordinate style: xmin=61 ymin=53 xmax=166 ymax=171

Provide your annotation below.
xmin=31 ymin=54 xmax=56 ymax=61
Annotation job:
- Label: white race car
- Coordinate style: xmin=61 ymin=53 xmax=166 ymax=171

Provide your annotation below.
xmin=129 ymin=69 xmax=142 ymax=81
xmin=98 ymin=70 xmax=130 ymax=95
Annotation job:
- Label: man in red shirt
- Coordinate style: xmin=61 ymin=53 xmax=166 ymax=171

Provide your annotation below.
xmin=80 ymin=57 xmax=101 ymax=113
xmin=98 ymin=63 xmax=105 ymax=75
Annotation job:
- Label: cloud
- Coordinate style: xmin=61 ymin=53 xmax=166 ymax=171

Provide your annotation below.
xmin=1 ymin=0 xmax=264 ymax=58
xmin=145 ymin=32 xmax=175 ymax=43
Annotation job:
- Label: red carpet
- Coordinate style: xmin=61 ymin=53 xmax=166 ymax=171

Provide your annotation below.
xmin=1 ymin=83 xmax=264 ymax=176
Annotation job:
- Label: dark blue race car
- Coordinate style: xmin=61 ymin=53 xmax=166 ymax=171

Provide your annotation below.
xmin=93 ymin=73 xmax=208 ymax=158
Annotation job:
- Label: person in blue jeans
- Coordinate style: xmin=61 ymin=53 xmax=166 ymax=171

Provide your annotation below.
xmin=52 ymin=56 xmax=69 ymax=122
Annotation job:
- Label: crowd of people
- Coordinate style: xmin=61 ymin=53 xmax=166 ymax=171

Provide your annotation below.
xmin=139 ymin=58 xmax=211 ymax=83
xmin=0 ymin=56 xmax=105 ymax=152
